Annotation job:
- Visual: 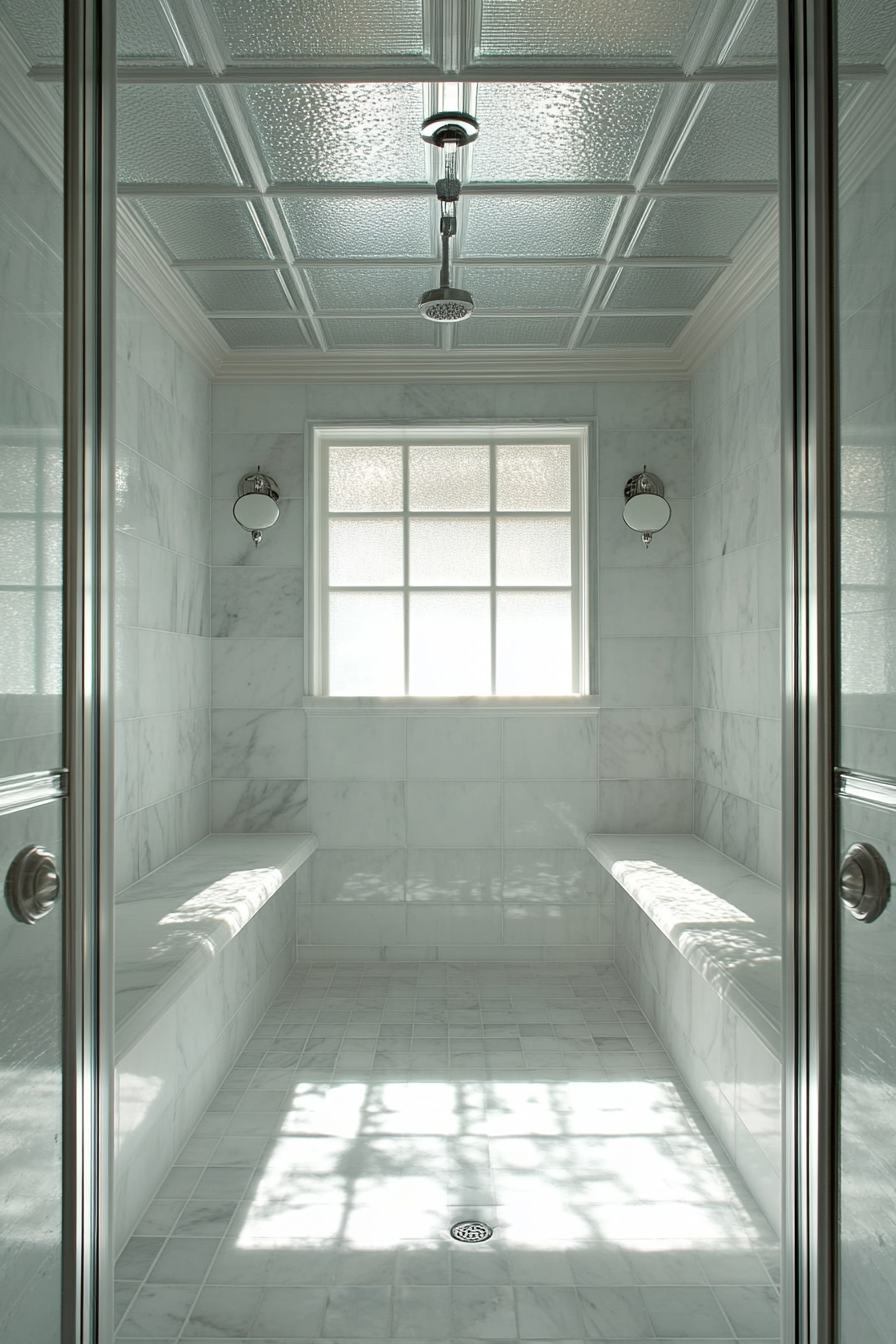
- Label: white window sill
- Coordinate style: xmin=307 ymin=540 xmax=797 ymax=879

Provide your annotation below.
xmin=302 ymin=696 xmax=600 ymax=715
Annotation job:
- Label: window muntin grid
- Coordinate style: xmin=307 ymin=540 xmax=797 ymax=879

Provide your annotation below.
xmin=314 ymin=427 xmax=588 ymax=697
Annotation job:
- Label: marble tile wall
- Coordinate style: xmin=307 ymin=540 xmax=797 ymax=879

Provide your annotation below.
xmin=209 ymin=378 xmax=694 ymax=957
xmin=691 ymin=289 xmax=782 ymax=884
xmin=114 ymin=280 xmax=212 ymax=893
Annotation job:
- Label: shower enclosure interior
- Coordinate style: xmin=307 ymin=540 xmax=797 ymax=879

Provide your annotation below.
xmin=1 ymin=0 xmax=895 ymax=1340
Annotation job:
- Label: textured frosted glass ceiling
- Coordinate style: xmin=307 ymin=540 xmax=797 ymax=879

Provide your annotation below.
xmin=728 ymin=0 xmax=896 ymax=63
xmin=471 ymin=84 xmax=662 ymax=181
xmin=51 ymin=0 xmax=845 ymax=355
xmin=603 ymin=266 xmax=722 ymax=310
xmin=307 ymin=268 xmax=435 ymax=311
xmin=477 ymin=0 xmax=703 ymax=60
xmin=241 ymin=85 xmax=427 ymax=182
xmin=211 ymin=319 xmax=309 ymax=347
xmin=664 ymin=84 xmax=778 ymax=182
xmin=626 ymin=196 xmax=770 ymax=256
xmin=281 ymin=197 xmax=431 ymax=258
xmin=463 ymin=196 xmax=619 ymax=257
xmin=210 ymin=0 xmax=425 ymax=59
xmin=183 ymin=270 xmax=297 ymax=313
xmin=133 ymin=198 xmax=276 ymax=260
xmin=0 ymin=0 xmax=196 ymax=62
xmin=457 ymin=267 xmax=592 ymax=310
xmin=118 ymin=87 xmax=249 ymax=185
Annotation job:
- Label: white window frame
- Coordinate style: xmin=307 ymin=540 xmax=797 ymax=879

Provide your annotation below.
xmin=307 ymin=422 xmax=591 ymax=700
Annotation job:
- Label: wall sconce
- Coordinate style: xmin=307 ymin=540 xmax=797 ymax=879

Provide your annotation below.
xmin=623 ymin=466 xmax=671 ymax=548
xmin=233 ymin=467 xmax=280 ymax=547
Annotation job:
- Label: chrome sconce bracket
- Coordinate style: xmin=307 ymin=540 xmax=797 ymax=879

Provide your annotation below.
xmin=623 ymin=466 xmax=671 ymax=547
xmin=233 ymin=467 xmax=280 ymax=547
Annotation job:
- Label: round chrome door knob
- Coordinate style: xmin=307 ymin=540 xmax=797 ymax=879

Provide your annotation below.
xmin=839 ymin=842 xmax=890 ymax=924
xmin=4 ymin=845 xmax=61 ymax=924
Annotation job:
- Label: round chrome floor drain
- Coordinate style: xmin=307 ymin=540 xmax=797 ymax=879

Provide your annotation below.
xmin=450 ymin=1220 xmax=493 ymax=1243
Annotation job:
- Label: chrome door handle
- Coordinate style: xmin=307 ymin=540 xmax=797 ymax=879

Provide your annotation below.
xmin=5 ymin=845 xmax=61 ymax=924
xmin=839 ymin=842 xmax=890 ymax=924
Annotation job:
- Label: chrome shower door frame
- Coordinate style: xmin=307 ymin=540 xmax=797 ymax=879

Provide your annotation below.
xmin=62 ymin=0 xmax=116 ymax=1340
xmin=779 ymin=0 xmax=839 ymax=1341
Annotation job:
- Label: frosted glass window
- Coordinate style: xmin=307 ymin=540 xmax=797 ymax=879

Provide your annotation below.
xmin=329 ymin=447 xmax=402 ymax=511
xmin=497 ymin=592 xmax=572 ymax=694
xmin=0 ymin=591 xmax=36 ymax=694
xmin=409 ymin=446 xmax=490 ymax=510
xmin=409 ymin=593 xmax=491 ymax=695
xmin=317 ymin=427 xmax=587 ymax=695
xmin=497 ymin=445 xmax=571 ymax=511
xmin=409 ymin=518 xmax=490 ymax=585
xmin=329 ymin=592 xmax=404 ymax=694
xmin=497 ymin=518 xmax=571 ymax=586
xmin=330 ymin=519 xmax=403 ymax=586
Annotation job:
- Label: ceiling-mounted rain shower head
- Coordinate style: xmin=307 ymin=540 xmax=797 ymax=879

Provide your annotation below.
xmin=418 ymin=286 xmax=475 ymax=322
xmin=419 ymin=111 xmax=479 ymax=148
xmin=418 ymin=113 xmax=478 ymax=324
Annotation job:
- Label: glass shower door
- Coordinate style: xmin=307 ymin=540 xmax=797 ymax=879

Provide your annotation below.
xmin=0 ymin=0 xmax=115 ymax=1339
xmin=835 ymin=2 xmax=896 ymax=1336
xmin=0 ymin=62 xmax=67 ymax=1344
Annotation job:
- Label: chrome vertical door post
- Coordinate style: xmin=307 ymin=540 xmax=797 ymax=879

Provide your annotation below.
xmin=779 ymin=0 xmax=839 ymax=1340
xmin=63 ymin=0 xmax=115 ymax=1340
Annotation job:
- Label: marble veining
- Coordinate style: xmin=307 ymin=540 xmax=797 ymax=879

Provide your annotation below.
xmin=115 ymin=832 xmax=317 ymax=1058
xmin=587 ymin=832 xmax=781 ymax=1056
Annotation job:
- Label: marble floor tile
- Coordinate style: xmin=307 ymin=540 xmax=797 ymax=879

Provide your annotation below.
xmin=116 ymin=962 xmax=780 ymax=1344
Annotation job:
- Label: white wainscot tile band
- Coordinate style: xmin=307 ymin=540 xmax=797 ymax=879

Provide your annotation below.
xmin=587 ymin=832 xmax=782 ymax=1232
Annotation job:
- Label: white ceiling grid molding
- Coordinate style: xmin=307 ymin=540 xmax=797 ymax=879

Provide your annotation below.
xmin=2 ymin=0 xmax=894 ymax=379
xmin=0 ymin=16 xmax=228 ymax=379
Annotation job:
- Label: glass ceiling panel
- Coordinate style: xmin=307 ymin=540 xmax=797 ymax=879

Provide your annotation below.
xmin=463 ymin=196 xmax=619 ymax=257
xmin=626 ymin=195 xmax=770 ymax=256
xmin=241 ymin=85 xmax=427 ymax=182
xmin=0 ymin=0 xmax=192 ymax=62
xmin=457 ymin=266 xmax=593 ymax=309
xmin=471 ymin=84 xmax=662 ymax=182
xmin=305 ymin=267 xmax=434 ymax=311
xmin=728 ymin=0 xmax=896 ymax=62
xmin=212 ymin=318 xmax=309 ymax=347
xmin=723 ymin=0 xmax=776 ymax=62
xmin=664 ymin=85 xmax=778 ymax=182
xmin=131 ymin=198 xmax=276 ymax=260
xmin=181 ymin=269 xmax=297 ymax=313
xmin=603 ymin=265 xmax=722 ymax=309
xmin=323 ymin=318 xmax=439 ymax=347
xmin=837 ymin=0 xmax=896 ymax=61
xmin=117 ymin=86 xmax=248 ymax=185
xmin=476 ymin=0 xmax=703 ymax=60
xmin=586 ymin=315 xmax=688 ymax=345
xmin=280 ymin=197 xmax=432 ymax=258
xmin=454 ymin=318 xmax=573 ymax=346
xmin=209 ymin=0 xmax=425 ymax=59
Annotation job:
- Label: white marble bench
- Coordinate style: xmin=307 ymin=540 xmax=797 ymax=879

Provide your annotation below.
xmin=114 ymin=833 xmax=317 ymax=1249
xmin=587 ymin=833 xmax=782 ymax=1232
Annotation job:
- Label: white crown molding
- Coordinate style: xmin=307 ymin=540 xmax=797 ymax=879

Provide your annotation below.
xmin=0 ymin=22 xmax=63 ymax=188
xmin=215 ymin=345 xmax=690 ymax=381
xmin=678 ymin=55 xmax=896 ymax=373
xmin=837 ymin=51 xmax=896 ymax=202
xmin=674 ymin=201 xmax=779 ymax=373
xmin=116 ymin=204 xmax=228 ymax=379
xmin=0 ymin=19 xmax=226 ymax=381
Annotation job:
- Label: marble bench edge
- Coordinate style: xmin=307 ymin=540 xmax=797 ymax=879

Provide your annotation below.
xmin=114 ymin=832 xmax=318 ymax=1063
xmin=586 ymin=831 xmax=783 ymax=1059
